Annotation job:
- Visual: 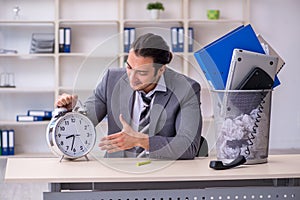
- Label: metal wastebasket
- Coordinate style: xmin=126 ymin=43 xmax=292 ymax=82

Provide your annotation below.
xmin=211 ymin=89 xmax=272 ymax=164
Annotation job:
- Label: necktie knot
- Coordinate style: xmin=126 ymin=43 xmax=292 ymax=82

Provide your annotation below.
xmin=141 ymin=93 xmax=152 ymax=107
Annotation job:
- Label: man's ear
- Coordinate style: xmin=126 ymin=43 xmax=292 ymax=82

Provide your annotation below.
xmin=158 ymin=65 xmax=166 ymax=76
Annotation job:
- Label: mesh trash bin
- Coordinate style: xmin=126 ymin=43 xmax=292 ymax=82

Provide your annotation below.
xmin=211 ymin=89 xmax=272 ymax=164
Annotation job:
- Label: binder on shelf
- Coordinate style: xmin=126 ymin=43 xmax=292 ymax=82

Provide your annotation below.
xmin=27 ymin=110 xmax=52 ymax=120
xmin=188 ymin=27 xmax=194 ymax=53
xmin=16 ymin=115 xmax=44 ymax=122
xmin=59 ymin=28 xmax=65 ymax=53
xmin=64 ymin=27 xmax=71 ymax=53
xmin=1 ymin=130 xmax=9 ymax=155
xmin=171 ymin=27 xmax=178 ymax=52
xmin=0 ymin=130 xmax=2 ymax=155
xmin=124 ymin=28 xmax=130 ymax=53
xmin=124 ymin=27 xmax=135 ymax=53
xmin=129 ymin=28 xmax=136 ymax=50
xmin=194 ymin=24 xmax=266 ymax=90
xmin=177 ymin=27 xmax=184 ymax=52
xmin=8 ymin=130 xmax=14 ymax=155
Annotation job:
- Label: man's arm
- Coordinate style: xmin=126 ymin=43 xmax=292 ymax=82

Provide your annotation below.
xmin=149 ymin=81 xmax=202 ymax=160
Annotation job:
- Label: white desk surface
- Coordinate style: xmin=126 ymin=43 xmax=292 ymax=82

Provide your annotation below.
xmin=5 ymin=154 xmax=300 ymax=183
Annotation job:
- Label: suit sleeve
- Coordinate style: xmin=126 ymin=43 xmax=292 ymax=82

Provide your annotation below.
xmin=84 ymin=69 xmax=110 ymax=126
xmin=149 ymin=80 xmax=202 ymax=160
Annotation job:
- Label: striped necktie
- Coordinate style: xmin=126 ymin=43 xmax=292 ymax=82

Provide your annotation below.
xmin=138 ymin=93 xmax=152 ymax=132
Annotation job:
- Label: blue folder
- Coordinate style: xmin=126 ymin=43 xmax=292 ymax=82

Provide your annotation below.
xmin=194 ymin=24 xmax=280 ymax=90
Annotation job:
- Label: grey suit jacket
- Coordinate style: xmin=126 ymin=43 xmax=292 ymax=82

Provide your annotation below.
xmin=85 ymin=67 xmax=202 ymax=159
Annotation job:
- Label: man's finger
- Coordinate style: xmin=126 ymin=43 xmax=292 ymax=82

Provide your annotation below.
xmin=119 ymin=114 xmax=129 ymax=128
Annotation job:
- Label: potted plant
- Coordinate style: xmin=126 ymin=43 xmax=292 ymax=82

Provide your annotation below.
xmin=147 ymin=2 xmax=165 ymax=19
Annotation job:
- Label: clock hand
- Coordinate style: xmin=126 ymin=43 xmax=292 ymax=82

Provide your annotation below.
xmin=71 ymin=135 xmax=75 ymax=151
xmin=66 ymin=134 xmax=75 ymax=150
xmin=66 ymin=134 xmax=74 ymax=139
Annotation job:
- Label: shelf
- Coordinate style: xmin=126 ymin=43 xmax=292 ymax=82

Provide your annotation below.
xmin=188 ymin=19 xmax=245 ymax=24
xmin=124 ymin=19 xmax=184 ymax=24
xmin=0 ymin=88 xmax=55 ymax=93
xmin=0 ymin=21 xmax=54 ymax=26
xmin=0 ymin=53 xmax=55 ymax=58
xmin=0 ymin=120 xmax=50 ymax=126
xmin=59 ymin=19 xmax=119 ymax=25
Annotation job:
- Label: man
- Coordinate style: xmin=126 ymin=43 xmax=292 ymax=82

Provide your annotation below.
xmin=56 ymin=33 xmax=202 ymax=159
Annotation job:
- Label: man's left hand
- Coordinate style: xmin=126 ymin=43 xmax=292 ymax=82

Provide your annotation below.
xmin=99 ymin=114 xmax=149 ymax=153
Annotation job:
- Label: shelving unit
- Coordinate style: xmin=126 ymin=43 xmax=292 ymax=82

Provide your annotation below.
xmin=0 ymin=0 xmax=250 ymax=157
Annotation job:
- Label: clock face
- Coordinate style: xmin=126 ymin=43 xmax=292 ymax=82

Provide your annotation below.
xmin=53 ymin=112 xmax=96 ymax=158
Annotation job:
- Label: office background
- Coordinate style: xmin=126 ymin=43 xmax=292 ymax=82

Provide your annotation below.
xmin=250 ymin=0 xmax=300 ymax=151
xmin=0 ymin=0 xmax=300 ymax=199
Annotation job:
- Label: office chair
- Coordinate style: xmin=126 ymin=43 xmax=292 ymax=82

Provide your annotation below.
xmin=197 ymin=136 xmax=208 ymax=157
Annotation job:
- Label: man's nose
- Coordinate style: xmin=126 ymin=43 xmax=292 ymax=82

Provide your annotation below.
xmin=129 ymin=70 xmax=138 ymax=80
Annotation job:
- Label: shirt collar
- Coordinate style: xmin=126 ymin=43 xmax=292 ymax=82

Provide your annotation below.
xmin=142 ymin=73 xmax=167 ymax=98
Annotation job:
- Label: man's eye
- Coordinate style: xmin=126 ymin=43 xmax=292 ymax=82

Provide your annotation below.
xmin=138 ymin=71 xmax=148 ymax=76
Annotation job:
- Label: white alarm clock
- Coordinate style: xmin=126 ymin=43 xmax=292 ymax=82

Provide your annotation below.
xmin=46 ymin=107 xmax=96 ymax=161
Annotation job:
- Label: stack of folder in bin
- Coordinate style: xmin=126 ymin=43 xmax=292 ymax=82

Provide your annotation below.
xmin=193 ymin=24 xmax=282 ymax=90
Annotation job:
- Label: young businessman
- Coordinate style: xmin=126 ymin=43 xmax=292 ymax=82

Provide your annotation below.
xmin=56 ymin=33 xmax=202 ymax=159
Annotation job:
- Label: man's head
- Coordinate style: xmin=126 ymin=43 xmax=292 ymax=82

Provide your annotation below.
xmin=126 ymin=33 xmax=173 ymax=93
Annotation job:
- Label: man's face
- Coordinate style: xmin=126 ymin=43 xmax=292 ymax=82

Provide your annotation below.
xmin=126 ymin=50 xmax=164 ymax=93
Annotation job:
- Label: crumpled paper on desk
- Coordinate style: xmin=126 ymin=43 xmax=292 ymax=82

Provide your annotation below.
xmin=216 ymin=108 xmax=269 ymax=160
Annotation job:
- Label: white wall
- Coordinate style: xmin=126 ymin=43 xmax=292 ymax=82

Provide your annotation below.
xmin=250 ymin=0 xmax=300 ymax=150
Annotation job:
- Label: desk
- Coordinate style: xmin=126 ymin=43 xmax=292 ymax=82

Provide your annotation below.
xmin=5 ymin=154 xmax=300 ymax=200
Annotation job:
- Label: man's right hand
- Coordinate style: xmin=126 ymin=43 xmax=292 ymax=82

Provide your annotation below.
xmin=55 ymin=93 xmax=78 ymax=111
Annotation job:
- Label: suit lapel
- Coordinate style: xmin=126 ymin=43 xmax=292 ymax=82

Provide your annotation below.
xmin=149 ymin=69 xmax=174 ymax=136
xmin=119 ymin=75 xmax=134 ymax=125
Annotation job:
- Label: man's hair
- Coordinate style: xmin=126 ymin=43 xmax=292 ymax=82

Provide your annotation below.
xmin=131 ymin=33 xmax=173 ymax=71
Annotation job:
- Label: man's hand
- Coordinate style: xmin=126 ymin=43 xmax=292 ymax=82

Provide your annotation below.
xmin=55 ymin=93 xmax=78 ymax=111
xmin=99 ymin=114 xmax=149 ymax=153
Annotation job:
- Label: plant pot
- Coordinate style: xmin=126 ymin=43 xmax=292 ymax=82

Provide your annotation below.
xmin=149 ymin=9 xmax=160 ymax=19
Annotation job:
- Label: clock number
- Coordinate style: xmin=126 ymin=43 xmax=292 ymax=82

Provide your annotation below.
xmin=64 ymin=121 xmax=69 ymax=126
xmin=71 ymin=118 xmax=75 ymax=123
xmin=80 ymin=146 xmax=84 ymax=151
xmin=86 ymin=132 xmax=91 ymax=137
xmin=58 ymin=133 xmax=61 ymax=138
xmin=60 ymin=126 xmax=65 ymax=131
xmin=73 ymin=148 xmax=76 ymax=153
xmin=60 ymin=141 xmax=64 ymax=146
xmin=84 ymin=125 xmax=88 ymax=130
